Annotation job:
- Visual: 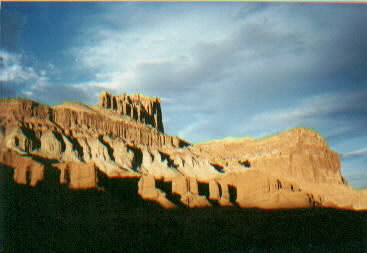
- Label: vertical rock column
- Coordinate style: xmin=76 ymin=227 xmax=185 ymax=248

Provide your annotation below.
xmin=98 ymin=91 xmax=164 ymax=133
xmin=0 ymin=150 xmax=44 ymax=186
xmin=138 ymin=175 xmax=176 ymax=208
xmin=172 ymin=176 xmax=211 ymax=208
xmin=209 ymin=180 xmax=220 ymax=200
xmin=172 ymin=176 xmax=189 ymax=196
xmin=208 ymin=179 xmax=233 ymax=206
xmin=138 ymin=175 xmax=160 ymax=200
xmin=55 ymin=162 xmax=97 ymax=189
xmin=218 ymin=182 xmax=233 ymax=206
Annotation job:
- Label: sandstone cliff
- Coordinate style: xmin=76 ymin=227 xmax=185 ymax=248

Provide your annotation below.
xmin=0 ymin=92 xmax=366 ymax=210
xmin=193 ymin=128 xmax=344 ymax=185
xmin=99 ymin=91 xmax=164 ymax=132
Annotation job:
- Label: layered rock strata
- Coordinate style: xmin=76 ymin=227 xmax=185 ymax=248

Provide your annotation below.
xmin=99 ymin=91 xmax=164 ymax=132
xmin=56 ymin=162 xmax=97 ymax=189
xmin=0 ymin=98 xmax=187 ymax=149
xmin=138 ymin=175 xmax=176 ymax=208
xmin=172 ymin=176 xmax=211 ymax=207
xmin=1 ymin=93 xmax=366 ymax=210
xmin=193 ymin=128 xmax=344 ymax=185
xmin=0 ymin=150 xmax=97 ymax=189
xmin=0 ymin=150 xmax=44 ymax=186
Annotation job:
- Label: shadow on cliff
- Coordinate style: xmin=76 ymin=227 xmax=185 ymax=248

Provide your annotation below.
xmin=1 ymin=165 xmax=366 ymax=253
xmin=97 ymin=170 xmax=163 ymax=209
xmin=126 ymin=144 xmax=143 ymax=171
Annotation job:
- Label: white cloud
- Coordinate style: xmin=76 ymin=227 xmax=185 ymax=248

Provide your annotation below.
xmin=341 ymin=148 xmax=367 ymax=159
xmin=3 ymin=4 xmax=364 ymax=146
xmin=178 ymin=118 xmax=208 ymax=141
xmin=1 ymin=3 xmax=366 ymax=188
xmin=235 ymin=90 xmax=367 ymax=139
xmin=0 ymin=50 xmax=51 ymax=99
xmin=342 ymin=170 xmax=367 ymax=188
xmin=0 ymin=49 xmax=99 ymax=105
xmin=68 ymin=4 xmax=336 ymax=141
xmin=71 ymin=4 xmax=279 ymax=95
xmin=0 ymin=50 xmax=39 ymax=83
xmin=69 ymin=3 xmax=365 ymax=110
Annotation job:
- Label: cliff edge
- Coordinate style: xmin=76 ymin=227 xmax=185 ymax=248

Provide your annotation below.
xmin=0 ymin=92 xmax=366 ymax=210
xmin=99 ymin=91 xmax=164 ymax=132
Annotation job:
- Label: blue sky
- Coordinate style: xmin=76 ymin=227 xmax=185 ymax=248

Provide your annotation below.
xmin=1 ymin=2 xmax=366 ymax=188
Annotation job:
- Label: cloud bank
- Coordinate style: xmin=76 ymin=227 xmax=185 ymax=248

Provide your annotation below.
xmin=1 ymin=3 xmax=366 ymax=187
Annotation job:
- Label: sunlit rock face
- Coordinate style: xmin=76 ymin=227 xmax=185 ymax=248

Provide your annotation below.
xmin=99 ymin=91 xmax=164 ymax=133
xmin=192 ymin=128 xmax=344 ymax=185
xmin=55 ymin=162 xmax=97 ymax=189
xmin=0 ymin=92 xmax=366 ymax=210
xmin=0 ymin=150 xmax=44 ymax=186
xmin=138 ymin=175 xmax=176 ymax=209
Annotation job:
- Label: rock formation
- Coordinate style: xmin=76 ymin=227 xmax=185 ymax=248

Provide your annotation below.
xmin=0 ymin=92 xmax=366 ymax=210
xmin=138 ymin=175 xmax=176 ymax=208
xmin=209 ymin=179 xmax=221 ymax=200
xmin=0 ymin=150 xmax=44 ymax=186
xmin=193 ymin=128 xmax=344 ymax=185
xmin=55 ymin=162 xmax=97 ymax=189
xmin=99 ymin=91 xmax=164 ymax=132
xmin=0 ymin=98 xmax=188 ymax=149
xmin=171 ymin=176 xmax=211 ymax=207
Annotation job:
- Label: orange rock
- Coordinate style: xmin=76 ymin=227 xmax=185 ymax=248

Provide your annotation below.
xmin=208 ymin=180 xmax=220 ymax=200
xmin=55 ymin=162 xmax=97 ymax=189
xmin=0 ymin=97 xmax=188 ymax=150
xmin=194 ymin=128 xmax=344 ymax=185
xmin=99 ymin=91 xmax=164 ymax=132
xmin=172 ymin=176 xmax=201 ymax=196
xmin=218 ymin=182 xmax=233 ymax=207
xmin=1 ymin=94 xmax=367 ymax=210
xmin=138 ymin=175 xmax=176 ymax=208
xmin=180 ymin=192 xmax=211 ymax=208
xmin=0 ymin=150 xmax=44 ymax=186
xmin=171 ymin=176 xmax=211 ymax=207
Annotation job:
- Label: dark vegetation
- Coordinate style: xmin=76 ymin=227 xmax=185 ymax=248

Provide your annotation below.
xmin=1 ymin=164 xmax=366 ymax=253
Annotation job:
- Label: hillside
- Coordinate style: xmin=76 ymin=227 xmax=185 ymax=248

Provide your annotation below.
xmin=0 ymin=92 xmax=366 ymax=211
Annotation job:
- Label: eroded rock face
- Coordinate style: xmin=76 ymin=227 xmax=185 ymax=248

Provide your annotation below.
xmin=194 ymin=128 xmax=344 ymax=185
xmin=138 ymin=175 xmax=176 ymax=208
xmin=0 ymin=98 xmax=188 ymax=149
xmin=39 ymin=130 xmax=65 ymax=159
xmin=0 ymin=96 xmax=190 ymax=180
xmin=170 ymin=150 xmax=221 ymax=181
xmin=5 ymin=127 xmax=38 ymax=153
xmin=56 ymin=162 xmax=97 ymax=189
xmin=0 ymin=150 xmax=44 ymax=186
xmin=103 ymin=136 xmax=134 ymax=170
xmin=99 ymin=91 xmax=164 ymax=132
xmin=180 ymin=192 xmax=211 ymax=208
xmin=1 ymin=94 xmax=366 ymax=210
xmin=172 ymin=176 xmax=211 ymax=207
xmin=139 ymin=148 xmax=182 ymax=179
xmin=209 ymin=180 xmax=220 ymax=200
xmin=218 ymin=182 xmax=232 ymax=207
xmin=226 ymin=170 xmax=312 ymax=209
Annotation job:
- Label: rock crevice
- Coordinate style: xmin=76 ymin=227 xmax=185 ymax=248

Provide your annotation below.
xmin=1 ymin=92 xmax=366 ymax=210
xmin=99 ymin=91 xmax=164 ymax=133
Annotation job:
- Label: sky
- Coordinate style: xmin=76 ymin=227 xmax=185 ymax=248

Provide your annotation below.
xmin=1 ymin=2 xmax=366 ymax=188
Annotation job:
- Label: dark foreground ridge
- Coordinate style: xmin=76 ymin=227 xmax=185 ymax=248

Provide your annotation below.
xmin=1 ymin=166 xmax=366 ymax=253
